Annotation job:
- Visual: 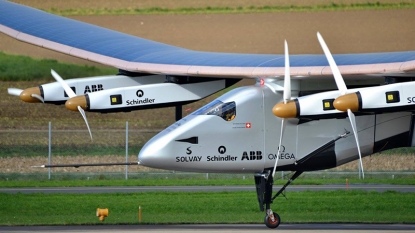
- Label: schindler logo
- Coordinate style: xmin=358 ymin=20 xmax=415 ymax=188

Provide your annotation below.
xmin=126 ymin=89 xmax=155 ymax=106
xmin=136 ymin=90 xmax=144 ymax=97
xmin=207 ymin=146 xmax=237 ymax=162
xmin=218 ymin=146 xmax=226 ymax=154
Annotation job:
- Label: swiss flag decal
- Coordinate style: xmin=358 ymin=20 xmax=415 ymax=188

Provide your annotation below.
xmin=246 ymin=122 xmax=252 ymax=128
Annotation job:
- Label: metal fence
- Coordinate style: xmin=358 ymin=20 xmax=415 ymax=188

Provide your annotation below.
xmin=1 ymin=122 xmax=414 ymax=181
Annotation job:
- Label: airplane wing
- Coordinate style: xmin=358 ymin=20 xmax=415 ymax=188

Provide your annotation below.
xmin=1 ymin=0 xmax=415 ymax=79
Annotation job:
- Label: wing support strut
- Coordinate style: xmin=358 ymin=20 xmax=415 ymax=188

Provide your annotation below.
xmin=175 ymin=105 xmax=183 ymax=121
xmin=32 ymin=162 xmax=140 ymax=168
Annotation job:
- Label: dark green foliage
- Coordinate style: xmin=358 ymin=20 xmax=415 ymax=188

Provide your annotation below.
xmin=0 ymin=52 xmax=116 ymax=81
xmin=45 ymin=2 xmax=415 ymax=16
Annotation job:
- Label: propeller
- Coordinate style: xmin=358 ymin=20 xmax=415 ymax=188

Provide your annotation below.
xmin=8 ymin=88 xmax=23 ymax=96
xmin=8 ymin=87 xmax=44 ymax=103
xmin=317 ymin=32 xmax=364 ymax=178
xmin=271 ymin=40 xmax=291 ymax=178
xmin=51 ymin=69 xmax=93 ymax=140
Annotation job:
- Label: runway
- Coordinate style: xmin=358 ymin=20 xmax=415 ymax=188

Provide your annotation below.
xmin=1 ymin=224 xmax=415 ymax=233
xmin=1 ymin=184 xmax=414 ymax=194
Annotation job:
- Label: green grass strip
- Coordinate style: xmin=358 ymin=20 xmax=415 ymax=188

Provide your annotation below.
xmin=45 ymin=2 xmax=415 ymax=16
xmin=0 ymin=178 xmax=414 ymax=187
xmin=0 ymin=190 xmax=414 ymax=225
xmin=0 ymin=52 xmax=116 ymax=81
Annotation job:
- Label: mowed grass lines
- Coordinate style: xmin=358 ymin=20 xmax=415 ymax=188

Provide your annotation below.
xmin=40 ymin=2 xmax=415 ymax=16
xmin=0 ymin=190 xmax=414 ymax=225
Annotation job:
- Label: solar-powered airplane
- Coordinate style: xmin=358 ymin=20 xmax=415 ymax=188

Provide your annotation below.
xmin=2 ymin=0 xmax=415 ymax=229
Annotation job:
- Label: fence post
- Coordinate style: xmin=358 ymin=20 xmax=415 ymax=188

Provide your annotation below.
xmin=126 ymin=121 xmax=129 ymax=180
xmin=48 ymin=122 xmax=52 ymax=180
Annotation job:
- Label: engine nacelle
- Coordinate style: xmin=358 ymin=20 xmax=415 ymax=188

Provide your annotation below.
xmin=19 ymin=74 xmax=166 ymax=104
xmin=274 ymin=81 xmax=415 ymax=120
xmin=334 ymin=81 xmax=415 ymax=113
xmin=66 ymin=78 xmax=236 ymax=113
xmin=273 ymin=89 xmax=345 ymax=119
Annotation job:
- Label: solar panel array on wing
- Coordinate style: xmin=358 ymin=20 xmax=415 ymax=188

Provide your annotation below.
xmin=1 ymin=0 xmax=415 ymax=69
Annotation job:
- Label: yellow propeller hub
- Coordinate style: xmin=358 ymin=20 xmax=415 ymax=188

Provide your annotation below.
xmin=272 ymin=100 xmax=298 ymax=118
xmin=20 ymin=87 xmax=41 ymax=103
xmin=333 ymin=93 xmax=359 ymax=112
xmin=65 ymin=95 xmax=87 ymax=111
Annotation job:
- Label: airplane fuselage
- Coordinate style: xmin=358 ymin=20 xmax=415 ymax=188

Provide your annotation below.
xmin=138 ymin=81 xmax=413 ymax=173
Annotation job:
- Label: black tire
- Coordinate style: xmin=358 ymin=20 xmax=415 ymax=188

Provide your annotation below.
xmin=264 ymin=212 xmax=281 ymax=229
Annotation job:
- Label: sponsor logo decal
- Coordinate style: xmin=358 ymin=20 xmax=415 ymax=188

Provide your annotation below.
xmin=407 ymin=97 xmax=415 ymax=103
xmin=126 ymin=89 xmax=155 ymax=106
xmin=232 ymin=122 xmax=252 ymax=129
xmin=241 ymin=151 xmax=263 ymax=161
xmin=207 ymin=146 xmax=237 ymax=161
xmin=176 ymin=156 xmax=202 ymax=162
xmin=268 ymin=145 xmax=296 ymax=160
xmin=136 ymin=90 xmax=144 ymax=97
xmin=84 ymin=84 xmax=103 ymax=94
xmin=218 ymin=146 xmax=226 ymax=154
xmin=186 ymin=147 xmax=192 ymax=155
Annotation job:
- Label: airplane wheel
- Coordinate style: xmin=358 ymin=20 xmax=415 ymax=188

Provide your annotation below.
xmin=264 ymin=212 xmax=280 ymax=229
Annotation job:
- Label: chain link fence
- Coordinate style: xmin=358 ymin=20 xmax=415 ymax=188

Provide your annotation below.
xmin=1 ymin=122 xmax=415 ymax=181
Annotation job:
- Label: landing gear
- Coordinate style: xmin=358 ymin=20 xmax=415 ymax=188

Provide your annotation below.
xmin=264 ymin=210 xmax=280 ymax=228
xmin=254 ymin=170 xmax=303 ymax=229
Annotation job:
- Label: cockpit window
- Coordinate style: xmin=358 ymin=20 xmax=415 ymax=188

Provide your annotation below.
xmin=193 ymin=100 xmax=236 ymax=121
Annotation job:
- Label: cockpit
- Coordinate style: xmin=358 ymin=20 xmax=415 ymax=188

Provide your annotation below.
xmin=192 ymin=100 xmax=236 ymax=121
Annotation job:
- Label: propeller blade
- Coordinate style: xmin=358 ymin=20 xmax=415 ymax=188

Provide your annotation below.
xmin=78 ymin=106 xmax=93 ymax=140
xmin=318 ymin=33 xmax=364 ymax=178
xmin=8 ymin=88 xmax=23 ymax=96
xmin=283 ymin=40 xmax=291 ymax=104
xmin=51 ymin=69 xmax=93 ymax=140
xmin=317 ymin=32 xmax=347 ymax=95
xmin=347 ymin=109 xmax=364 ymax=179
xmin=51 ymin=69 xmax=76 ymax=98
xmin=272 ymin=119 xmax=285 ymax=178
xmin=31 ymin=94 xmax=44 ymax=103
xmin=272 ymin=40 xmax=291 ymax=178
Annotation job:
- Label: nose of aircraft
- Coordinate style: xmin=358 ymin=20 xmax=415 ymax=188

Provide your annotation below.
xmin=138 ymin=134 xmax=169 ymax=169
xmin=138 ymin=116 xmax=200 ymax=170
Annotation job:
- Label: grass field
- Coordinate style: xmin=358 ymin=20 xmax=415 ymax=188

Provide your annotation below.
xmin=0 ymin=190 xmax=414 ymax=225
xmin=1 ymin=176 xmax=415 ymax=188
xmin=0 ymin=52 xmax=117 ymax=81
xmin=38 ymin=2 xmax=415 ymax=16
xmin=11 ymin=0 xmax=415 ymax=14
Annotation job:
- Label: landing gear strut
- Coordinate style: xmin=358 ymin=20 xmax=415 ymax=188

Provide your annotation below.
xmin=254 ymin=170 xmax=303 ymax=229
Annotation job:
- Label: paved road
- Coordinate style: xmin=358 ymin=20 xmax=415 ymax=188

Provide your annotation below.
xmin=1 ymin=184 xmax=414 ymax=194
xmin=1 ymin=224 xmax=415 ymax=233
